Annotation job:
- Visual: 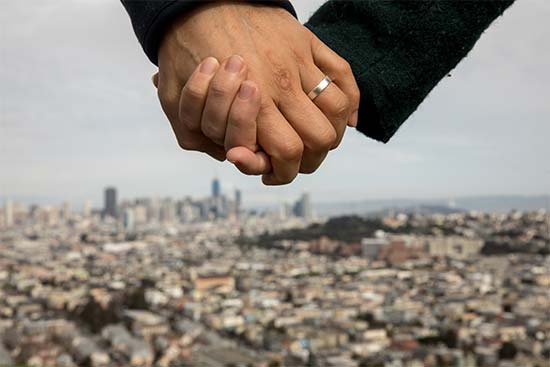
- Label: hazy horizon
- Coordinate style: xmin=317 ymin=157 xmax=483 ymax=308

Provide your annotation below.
xmin=1 ymin=0 xmax=549 ymax=207
xmin=2 ymin=191 xmax=548 ymax=214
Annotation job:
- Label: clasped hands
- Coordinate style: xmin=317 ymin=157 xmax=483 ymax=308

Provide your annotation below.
xmin=154 ymin=3 xmax=359 ymax=185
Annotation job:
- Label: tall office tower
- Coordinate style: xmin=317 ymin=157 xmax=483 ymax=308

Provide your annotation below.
xmin=104 ymin=187 xmax=117 ymax=218
xmin=302 ymin=193 xmax=312 ymax=219
xmin=293 ymin=193 xmax=313 ymax=220
xmin=235 ymin=189 xmax=242 ymax=214
xmin=4 ymin=200 xmax=14 ymax=227
xmin=212 ymin=178 xmax=221 ymax=198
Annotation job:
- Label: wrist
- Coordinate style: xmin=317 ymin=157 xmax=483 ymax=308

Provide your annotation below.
xmin=157 ymin=1 xmax=296 ymax=66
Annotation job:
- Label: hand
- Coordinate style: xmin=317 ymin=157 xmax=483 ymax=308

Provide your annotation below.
xmin=152 ymin=55 xmax=274 ymax=175
xmin=160 ymin=55 xmax=271 ymax=175
xmin=156 ymin=2 xmax=360 ymax=184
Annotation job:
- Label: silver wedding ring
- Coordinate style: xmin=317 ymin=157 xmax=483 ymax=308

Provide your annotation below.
xmin=307 ymin=75 xmax=332 ymax=100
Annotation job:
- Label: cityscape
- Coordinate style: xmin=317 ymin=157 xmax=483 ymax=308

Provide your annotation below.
xmin=0 ymin=179 xmax=549 ymax=367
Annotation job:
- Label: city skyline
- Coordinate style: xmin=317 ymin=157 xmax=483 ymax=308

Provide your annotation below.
xmin=1 ymin=1 xmax=549 ymax=205
xmin=1 ymin=191 xmax=548 ymax=215
xmin=0 ymin=178 xmax=315 ymax=229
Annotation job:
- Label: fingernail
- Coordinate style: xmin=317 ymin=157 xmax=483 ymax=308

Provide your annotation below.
xmin=238 ymin=82 xmax=255 ymax=100
xmin=225 ymin=55 xmax=244 ymax=73
xmin=200 ymin=57 xmax=218 ymax=75
xmin=349 ymin=110 xmax=358 ymax=127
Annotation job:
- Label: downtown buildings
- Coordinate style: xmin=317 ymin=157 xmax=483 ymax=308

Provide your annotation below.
xmin=0 ymin=178 xmax=314 ymax=230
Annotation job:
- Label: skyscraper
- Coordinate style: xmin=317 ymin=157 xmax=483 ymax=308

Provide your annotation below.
xmin=104 ymin=187 xmax=117 ymax=218
xmin=212 ymin=178 xmax=220 ymax=198
xmin=293 ymin=193 xmax=313 ymax=220
xmin=235 ymin=189 xmax=242 ymax=214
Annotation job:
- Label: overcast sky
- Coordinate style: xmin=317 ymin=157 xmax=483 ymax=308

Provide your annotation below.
xmin=1 ymin=0 xmax=549 ymax=207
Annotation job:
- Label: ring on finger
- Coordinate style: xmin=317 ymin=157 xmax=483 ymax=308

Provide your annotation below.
xmin=307 ymin=75 xmax=332 ymax=100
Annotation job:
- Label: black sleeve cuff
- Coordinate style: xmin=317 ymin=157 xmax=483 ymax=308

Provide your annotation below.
xmin=122 ymin=1 xmax=297 ymax=66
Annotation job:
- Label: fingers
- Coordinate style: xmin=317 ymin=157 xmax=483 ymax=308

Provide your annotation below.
xmin=224 ymin=80 xmax=260 ymax=152
xmin=178 ymin=57 xmax=220 ymax=132
xmin=227 ymin=147 xmax=272 ymax=175
xmin=310 ymin=35 xmax=360 ymax=127
xmin=299 ymin=64 xmax=350 ymax=149
xmin=225 ymin=80 xmax=271 ymax=175
xmin=157 ymin=60 xmax=226 ymax=161
xmin=176 ymin=55 xmax=269 ymax=175
xmin=201 ymin=55 xmax=248 ymax=146
xmin=257 ymin=100 xmax=304 ymax=185
xmin=278 ymin=89 xmax=337 ymax=174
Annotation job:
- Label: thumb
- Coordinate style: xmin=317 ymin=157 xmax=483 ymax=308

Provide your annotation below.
xmin=227 ymin=147 xmax=272 ymax=175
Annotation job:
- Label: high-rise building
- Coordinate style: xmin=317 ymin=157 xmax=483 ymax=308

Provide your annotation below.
xmin=104 ymin=187 xmax=117 ymax=218
xmin=212 ymin=178 xmax=221 ymax=198
xmin=293 ymin=193 xmax=313 ymax=220
xmin=235 ymin=189 xmax=242 ymax=214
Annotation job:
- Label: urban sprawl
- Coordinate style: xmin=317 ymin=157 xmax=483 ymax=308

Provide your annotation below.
xmin=1 ymin=181 xmax=549 ymax=367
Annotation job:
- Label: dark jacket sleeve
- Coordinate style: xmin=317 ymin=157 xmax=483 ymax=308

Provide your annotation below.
xmin=306 ymin=1 xmax=515 ymax=143
xmin=121 ymin=0 xmax=296 ymax=66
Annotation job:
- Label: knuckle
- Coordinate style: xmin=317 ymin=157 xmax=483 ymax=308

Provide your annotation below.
xmin=331 ymin=134 xmax=344 ymax=150
xmin=300 ymin=165 xmax=318 ymax=175
xmin=300 ymin=154 xmax=326 ymax=175
xmin=179 ymin=115 xmax=200 ymax=132
xmin=276 ymin=172 xmax=298 ymax=185
xmin=158 ymin=88 xmax=179 ymax=122
xmin=177 ymin=137 xmax=195 ymax=151
xmin=278 ymin=139 xmax=304 ymax=162
xmin=330 ymin=95 xmax=351 ymax=120
xmin=336 ymin=59 xmax=353 ymax=75
xmin=158 ymin=87 xmax=177 ymax=108
xmin=183 ymin=84 xmax=206 ymax=102
xmin=229 ymin=111 xmax=248 ymax=129
xmin=351 ymin=87 xmax=361 ymax=107
xmin=208 ymin=82 xmax=230 ymax=99
xmin=202 ymin=122 xmax=224 ymax=141
xmin=312 ymin=127 xmax=337 ymax=152
xmin=273 ymin=66 xmax=295 ymax=93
